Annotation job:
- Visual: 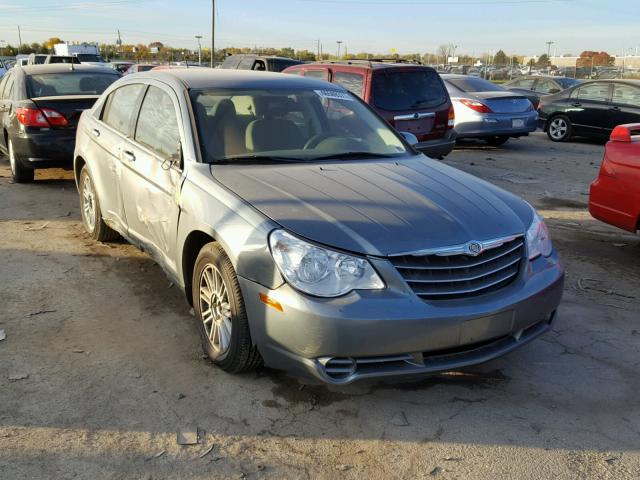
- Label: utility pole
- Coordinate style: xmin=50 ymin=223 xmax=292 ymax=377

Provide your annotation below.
xmin=116 ymin=30 xmax=123 ymax=59
xmin=317 ymin=39 xmax=320 ymax=61
xmin=336 ymin=40 xmax=342 ymax=59
xmin=195 ymin=35 xmax=202 ymax=65
xmin=17 ymin=25 xmax=22 ymax=53
xmin=210 ymin=0 xmax=215 ymax=68
xmin=546 ymin=41 xmax=554 ymax=60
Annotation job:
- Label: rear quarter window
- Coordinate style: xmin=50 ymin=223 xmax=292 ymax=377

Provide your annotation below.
xmin=372 ymin=70 xmax=448 ymax=111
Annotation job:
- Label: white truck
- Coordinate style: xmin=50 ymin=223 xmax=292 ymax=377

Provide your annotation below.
xmin=54 ymin=43 xmax=106 ymax=66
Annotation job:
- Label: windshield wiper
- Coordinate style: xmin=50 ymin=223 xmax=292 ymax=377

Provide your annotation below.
xmin=309 ymin=151 xmax=400 ymax=161
xmin=212 ymin=155 xmax=309 ymax=165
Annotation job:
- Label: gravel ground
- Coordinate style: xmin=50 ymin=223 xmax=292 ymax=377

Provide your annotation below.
xmin=1 ymin=132 xmax=639 ymax=479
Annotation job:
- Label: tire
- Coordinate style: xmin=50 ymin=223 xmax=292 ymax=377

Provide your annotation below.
xmin=192 ymin=242 xmax=262 ymax=373
xmin=8 ymin=139 xmax=35 ymax=183
xmin=547 ymin=115 xmax=572 ymax=142
xmin=79 ymin=166 xmax=119 ymax=242
xmin=485 ymin=136 xmax=509 ymax=147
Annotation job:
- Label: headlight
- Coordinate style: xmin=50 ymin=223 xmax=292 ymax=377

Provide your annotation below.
xmin=269 ymin=229 xmax=385 ymax=297
xmin=526 ymin=211 xmax=553 ymax=260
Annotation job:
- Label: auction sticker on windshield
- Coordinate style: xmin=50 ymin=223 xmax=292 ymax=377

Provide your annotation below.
xmin=315 ymin=89 xmax=354 ymax=101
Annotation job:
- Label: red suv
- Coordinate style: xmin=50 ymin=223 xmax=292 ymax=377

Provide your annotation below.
xmin=284 ymin=60 xmax=456 ymax=158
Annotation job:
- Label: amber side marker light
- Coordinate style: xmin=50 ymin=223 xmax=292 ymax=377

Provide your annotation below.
xmin=259 ymin=293 xmax=283 ymax=312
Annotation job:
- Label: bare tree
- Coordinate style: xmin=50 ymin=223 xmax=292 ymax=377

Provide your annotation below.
xmin=437 ymin=43 xmax=455 ymax=64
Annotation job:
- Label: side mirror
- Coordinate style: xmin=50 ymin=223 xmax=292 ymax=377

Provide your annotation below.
xmin=400 ymin=131 xmax=419 ymax=147
xmin=548 ymin=88 xmax=561 ymax=94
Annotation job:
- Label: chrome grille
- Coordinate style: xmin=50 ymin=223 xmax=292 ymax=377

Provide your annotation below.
xmin=390 ymin=236 xmax=525 ymax=300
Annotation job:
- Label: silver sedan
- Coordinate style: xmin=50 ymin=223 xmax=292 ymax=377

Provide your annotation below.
xmin=442 ymin=74 xmax=538 ymax=146
xmin=73 ymin=69 xmax=564 ymax=384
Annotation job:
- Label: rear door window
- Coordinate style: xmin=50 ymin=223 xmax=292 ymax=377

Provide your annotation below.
xmin=372 ymin=70 xmax=447 ymax=111
xmin=612 ymin=84 xmax=640 ymax=108
xmin=237 ymin=57 xmax=255 ymax=70
xmin=101 ymin=84 xmax=146 ymax=135
xmin=511 ymin=78 xmax=535 ymax=89
xmin=534 ymin=79 xmax=558 ymax=94
xmin=135 ymin=86 xmax=181 ymax=160
xmin=332 ymin=72 xmax=364 ymax=98
xmin=573 ymin=83 xmax=610 ymax=103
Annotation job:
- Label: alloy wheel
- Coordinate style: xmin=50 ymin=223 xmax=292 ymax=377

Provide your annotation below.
xmin=199 ymin=264 xmax=232 ymax=357
xmin=549 ymin=118 xmax=568 ymax=140
xmin=8 ymin=140 xmax=16 ymax=176
xmin=81 ymin=172 xmax=97 ymax=233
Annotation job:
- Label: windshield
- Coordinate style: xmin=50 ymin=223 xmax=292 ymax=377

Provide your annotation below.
xmin=446 ymin=77 xmax=504 ymax=93
xmin=76 ymin=54 xmax=104 ymax=63
xmin=373 ymin=70 xmax=448 ymax=111
xmin=557 ymin=78 xmax=581 ymax=89
xmin=191 ymin=88 xmax=410 ymax=163
xmin=27 ymin=72 xmax=119 ymax=97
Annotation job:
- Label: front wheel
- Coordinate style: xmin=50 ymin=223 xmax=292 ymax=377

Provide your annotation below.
xmin=547 ymin=115 xmax=572 ymax=142
xmin=192 ymin=242 xmax=262 ymax=373
xmin=8 ymin=139 xmax=34 ymax=183
xmin=79 ymin=166 xmax=119 ymax=242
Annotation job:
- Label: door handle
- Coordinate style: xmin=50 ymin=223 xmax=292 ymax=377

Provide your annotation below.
xmin=570 ymin=102 xmax=582 ymax=107
xmin=609 ymin=106 xmax=621 ymax=111
xmin=123 ymin=150 xmax=136 ymax=162
xmin=91 ymin=128 xmax=100 ymax=137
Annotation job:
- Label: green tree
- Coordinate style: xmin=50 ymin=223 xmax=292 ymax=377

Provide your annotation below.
xmin=536 ymin=54 xmax=551 ymax=67
xmin=493 ymin=50 xmax=509 ymax=65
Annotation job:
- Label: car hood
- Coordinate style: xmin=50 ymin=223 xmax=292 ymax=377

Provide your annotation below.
xmin=211 ymin=156 xmax=533 ymax=256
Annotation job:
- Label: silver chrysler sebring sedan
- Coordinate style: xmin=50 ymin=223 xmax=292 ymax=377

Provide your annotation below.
xmin=73 ymin=69 xmax=564 ymax=384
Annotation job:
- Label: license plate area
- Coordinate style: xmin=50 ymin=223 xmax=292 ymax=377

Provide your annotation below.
xmin=512 ymin=118 xmax=525 ymax=128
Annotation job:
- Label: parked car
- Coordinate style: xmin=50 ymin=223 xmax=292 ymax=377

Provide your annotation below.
xmin=0 ymin=59 xmax=7 ymax=78
xmin=27 ymin=54 xmax=49 ymax=65
xmin=73 ymin=69 xmax=564 ymax=384
xmin=43 ymin=55 xmax=81 ymax=65
xmin=220 ymin=54 xmax=302 ymax=72
xmin=124 ymin=63 xmax=156 ymax=75
xmin=284 ymin=60 xmax=456 ymax=158
xmin=503 ymin=76 xmax=581 ymax=109
xmin=538 ymin=80 xmax=640 ymax=142
xmin=0 ymin=64 xmax=120 ymax=182
xmin=589 ymin=123 xmax=640 ymax=233
xmin=441 ymin=74 xmax=537 ymax=146
xmin=108 ymin=61 xmax=134 ymax=74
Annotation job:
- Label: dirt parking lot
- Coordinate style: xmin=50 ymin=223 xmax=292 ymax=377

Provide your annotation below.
xmin=1 ymin=132 xmax=639 ymax=480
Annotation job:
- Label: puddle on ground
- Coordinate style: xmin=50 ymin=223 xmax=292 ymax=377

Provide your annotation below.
xmin=537 ymin=197 xmax=588 ymax=210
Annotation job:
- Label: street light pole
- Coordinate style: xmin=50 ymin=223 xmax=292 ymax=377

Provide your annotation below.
xmin=210 ymin=0 xmax=215 ymax=68
xmin=336 ymin=40 xmax=342 ymax=59
xmin=546 ymin=41 xmax=554 ymax=59
xmin=195 ymin=35 xmax=202 ymax=65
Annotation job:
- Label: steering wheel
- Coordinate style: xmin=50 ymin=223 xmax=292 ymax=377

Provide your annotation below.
xmin=303 ymin=134 xmax=331 ymax=150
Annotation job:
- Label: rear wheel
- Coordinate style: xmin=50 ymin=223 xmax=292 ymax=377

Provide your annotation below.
xmin=192 ymin=242 xmax=262 ymax=373
xmin=8 ymin=139 xmax=35 ymax=183
xmin=547 ymin=115 xmax=572 ymax=142
xmin=485 ymin=136 xmax=509 ymax=147
xmin=79 ymin=166 xmax=119 ymax=242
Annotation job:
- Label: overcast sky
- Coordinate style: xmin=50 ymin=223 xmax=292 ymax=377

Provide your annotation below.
xmin=0 ymin=0 xmax=638 ymax=56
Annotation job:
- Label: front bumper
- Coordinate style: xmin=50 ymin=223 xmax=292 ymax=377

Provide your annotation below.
xmin=454 ymin=112 xmax=538 ymax=139
xmin=11 ymin=130 xmax=76 ymax=169
xmin=240 ymin=251 xmax=565 ymax=385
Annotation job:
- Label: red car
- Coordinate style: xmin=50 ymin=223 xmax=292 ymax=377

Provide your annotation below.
xmin=589 ymin=123 xmax=640 ymax=233
xmin=284 ymin=61 xmax=456 ymax=158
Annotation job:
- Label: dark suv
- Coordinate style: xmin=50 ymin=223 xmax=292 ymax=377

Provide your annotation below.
xmin=220 ymin=54 xmax=302 ymax=73
xmin=284 ymin=60 xmax=456 ymax=158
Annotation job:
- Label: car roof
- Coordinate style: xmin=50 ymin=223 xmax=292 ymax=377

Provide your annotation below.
xmin=134 ymin=68 xmax=343 ymax=91
xmin=294 ymin=61 xmax=432 ymax=72
xmin=228 ymin=54 xmax=298 ymax=60
xmin=440 ymin=74 xmax=484 ymax=80
xmin=17 ymin=64 xmax=119 ymax=75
